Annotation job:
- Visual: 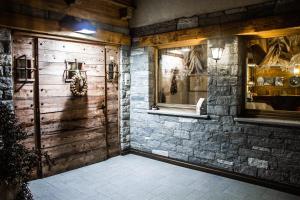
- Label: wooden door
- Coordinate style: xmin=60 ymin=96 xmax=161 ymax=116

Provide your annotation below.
xmin=13 ymin=35 xmax=120 ymax=177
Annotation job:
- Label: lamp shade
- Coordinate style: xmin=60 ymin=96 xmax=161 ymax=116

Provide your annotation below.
xmin=210 ymin=46 xmax=224 ymax=61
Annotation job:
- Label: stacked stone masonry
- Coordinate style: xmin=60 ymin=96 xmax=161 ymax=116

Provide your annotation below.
xmin=129 ymin=37 xmax=300 ymax=188
xmin=0 ymin=28 xmax=13 ymax=109
xmin=119 ymin=45 xmax=131 ymax=151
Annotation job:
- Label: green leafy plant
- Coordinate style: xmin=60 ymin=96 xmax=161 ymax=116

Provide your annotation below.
xmin=0 ymin=103 xmax=37 ymax=200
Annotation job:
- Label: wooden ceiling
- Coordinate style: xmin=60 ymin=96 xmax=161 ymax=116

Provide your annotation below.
xmin=2 ymin=0 xmax=134 ymax=27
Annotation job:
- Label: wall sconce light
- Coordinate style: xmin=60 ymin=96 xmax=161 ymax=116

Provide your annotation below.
xmin=210 ymin=44 xmax=224 ymax=62
xmin=60 ymin=16 xmax=96 ymax=35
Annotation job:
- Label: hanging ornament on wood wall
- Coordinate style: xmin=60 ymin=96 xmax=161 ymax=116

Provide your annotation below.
xmin=70 ymin=73 xmax=88 ymax=96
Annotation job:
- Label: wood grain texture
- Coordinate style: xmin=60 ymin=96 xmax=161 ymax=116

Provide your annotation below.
xmin=135 ymin=13 xmax=300 ymax=47
xmin=0 ymin=12 xmax=130 ymax=45
xmin=13 ymin=36 xmax=120 ymax=177
xmin=0 ymin=0 xmax=132 ymax=27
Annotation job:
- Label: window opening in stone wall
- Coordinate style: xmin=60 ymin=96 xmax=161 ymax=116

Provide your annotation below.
xmin=157 ymin=45 xmax=208 ymax=109
xmin=246 ymin=34 xmax=300 ymax=115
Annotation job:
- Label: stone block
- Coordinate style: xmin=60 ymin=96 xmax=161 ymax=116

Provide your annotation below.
xmin=176 ymin=146 xmax=193 ymax=155
xmin=160 ymin=142 xmax=177 ymax=151
xmin=3 ymin=90 xmax=13 ymax=100
xmin=0 ymin=54 xmax=12 ymax=66
xmin=257 ymin=169 xmax=285 ymax=182
xmin=0 ymin=77 xmax=12 ymax=90
xmin=194 ymin=150 xmax=216 ymax=160
xmin=217 ymin=159 xmax=234 ymax=166
xmin=236 ymin=165 xmax=257 ymax=176
xmin=169 ymin=151 xmax=189 ymax=161
xmin=147 ymin=140 xmax=160 ymax=148
xmin=0 ymin=29 xmax=11 ymax=41
xmin=152 ymin=149 xmax=169 ymax=157
xmin=177 ymin=16 xmax=198 ymax=30
xmin=214 ymin=105 xmax=230 ymax=116
xmin=164 ymin=121 xmax=180 ymax=129
xmin=248 ymin=158 xmax=268 ymax=169
xmin=252 ymin=146 xmax=270 ymax=152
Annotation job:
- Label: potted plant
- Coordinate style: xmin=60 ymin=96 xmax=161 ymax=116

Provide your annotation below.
xmin=0 ymin=103 xmax=37 ymax=200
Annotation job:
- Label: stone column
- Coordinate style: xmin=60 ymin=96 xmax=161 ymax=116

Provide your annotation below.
xmin=129 ymin=47 xmax=156 ymax=150
xmin=119 ymin=45 xmax=131 ymax=151
xmin=207 ymin=36 xmax=245 ymax=119
xmin=0 ymin=28 xmax=13 ymax=110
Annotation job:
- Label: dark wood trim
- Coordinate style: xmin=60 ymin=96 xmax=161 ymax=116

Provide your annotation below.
xmin=104 ymin=48 xmax=109 ymax=159
xmin=134 ymin=12 xmax=300 ymax=47
xmin=245 ymin=109 xmax=300 ymax=121
xmin=240 ymin=37 xmax=247 ymax=116
xmin=128 ymin=148 xmax=300 ymax=196
xmin=12 ymin=30 xmax=121 ymax=47
xmin=33 ymin=37 xmax=43 ymax=178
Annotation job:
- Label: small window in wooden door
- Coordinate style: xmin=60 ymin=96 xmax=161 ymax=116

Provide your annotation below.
xmin=14 ymin=55 xmax=34 ymax=82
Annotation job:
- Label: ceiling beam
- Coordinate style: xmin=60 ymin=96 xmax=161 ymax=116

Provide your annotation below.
xmin=0 ymin=0 xmax=129 ymax=27
xmin=99 ymin=0 xmax=134 ymax=9
xmin=0 ymin=12 xmax=130 ymax=45
xmin=134 ymin=13 xmax=300 ymax=47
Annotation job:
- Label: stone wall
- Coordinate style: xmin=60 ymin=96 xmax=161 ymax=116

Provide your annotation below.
xmin=119 ymin=45 xmax=131 ymax=151
xmin=0 ymin=28 xmax=13 ymax=109
xmin=129 ymin=36 xmax=300 ymax=187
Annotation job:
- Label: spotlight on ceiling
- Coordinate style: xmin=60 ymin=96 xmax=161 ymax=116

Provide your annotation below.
xmin=60 ymin=16 xmax=97 ymax=35
xmin=74 ymin=20 xmax=97 ymax=34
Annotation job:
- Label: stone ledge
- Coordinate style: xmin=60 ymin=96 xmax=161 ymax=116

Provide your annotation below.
xmin=147 ymin=110 xmax=209 ymax=119
xmin=234 ymin=117 xmax=300 ymax=128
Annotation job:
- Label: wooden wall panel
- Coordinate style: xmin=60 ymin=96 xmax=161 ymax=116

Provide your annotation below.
xmin=38 ymin=38 xmax=108 ymax=176
xmin=13 ymin=35 xmax=120 ymax=177
xmin=12 ymin=36 xmax=36 ymax=150
xmin=105 ymin=46 xmax=120 ymax=157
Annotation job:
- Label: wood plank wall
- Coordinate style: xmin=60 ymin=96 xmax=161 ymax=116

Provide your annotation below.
xmin=13 ymin=35 xmax=120 ymax=177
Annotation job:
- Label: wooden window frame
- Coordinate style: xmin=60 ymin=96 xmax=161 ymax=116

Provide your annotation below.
xmin=242 ymin=36 xmax=300 ymax=121
xmin=154 ymin=45 xmax=207 ymax=111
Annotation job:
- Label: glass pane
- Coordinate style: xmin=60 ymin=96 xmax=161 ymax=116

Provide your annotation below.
xmin=158 ymin=45 xmax=208 ymax=105
xmin=246 ymin=36 xmax=300 ymax=112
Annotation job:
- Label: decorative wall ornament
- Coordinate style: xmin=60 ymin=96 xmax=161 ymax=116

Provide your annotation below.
xmin=70 ymin=73 xmax=88 ymax=96
xmin=289 ymin=76 xmax=300 ymax=87
xmin=170 ymin=71 xmax=177 ymax=95
xmin=183 ymin=45 xmax=207 ymax=74
xmin=259 ymin=37 xmax=291 ymax=70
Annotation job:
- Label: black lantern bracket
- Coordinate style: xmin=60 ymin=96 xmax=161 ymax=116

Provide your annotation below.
xmin=63 ymin=59 xmax=87 ymax=82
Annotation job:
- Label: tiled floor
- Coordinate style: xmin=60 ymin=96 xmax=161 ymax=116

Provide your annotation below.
xmin=29 ymin=154 xmax=299 ymax=200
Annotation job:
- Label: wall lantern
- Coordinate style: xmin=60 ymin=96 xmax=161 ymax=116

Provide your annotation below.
xmin=210 ymin=44 xmax=224 ymax=62
xmin=210 ymin=39 xmax=225 ymax=62
xmin=60 ymin=16 xmax=96 ymax=35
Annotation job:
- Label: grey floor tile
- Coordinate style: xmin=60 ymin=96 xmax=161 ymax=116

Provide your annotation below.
xmin=29 ymin=155 xmax=299 ymax=200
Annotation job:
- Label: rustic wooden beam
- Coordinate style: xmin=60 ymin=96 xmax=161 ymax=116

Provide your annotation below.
xmin=99 ymin=0 xmax=134 ymax=9
xmin=0 ymin=0 xmax=129 ymax=27
xmin=134 ymin=13 xmax=300 ymax=47
xmin=0 ymin=12 xmax=130 ymax=45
